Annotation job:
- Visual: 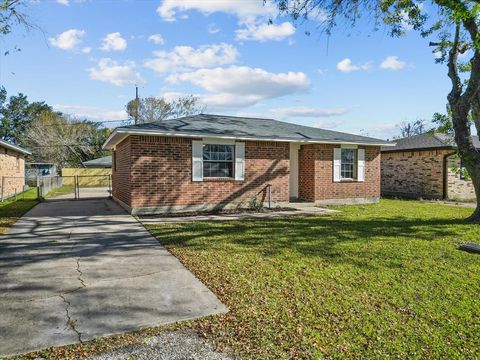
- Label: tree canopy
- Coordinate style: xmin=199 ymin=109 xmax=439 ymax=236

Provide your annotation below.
xmin=126 ymin=95 xmax=205 ymax=124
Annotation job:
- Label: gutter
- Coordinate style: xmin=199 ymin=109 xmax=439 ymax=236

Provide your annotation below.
xmin=443 ymin=151 xmax=457 ymax=199
xmin=102 ymin=128 xmax=395 ymax=150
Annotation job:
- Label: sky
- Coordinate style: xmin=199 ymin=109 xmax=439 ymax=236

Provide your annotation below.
xmin=0 ymin=0 xmax=453 ymax=140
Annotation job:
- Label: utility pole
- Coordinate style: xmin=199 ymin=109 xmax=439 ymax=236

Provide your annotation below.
xmin=134 ymin=85 xmax=139 ymax=125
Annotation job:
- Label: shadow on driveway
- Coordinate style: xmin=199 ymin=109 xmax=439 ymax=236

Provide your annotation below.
xmin=0 ymin=199 xmax=227 ymax=357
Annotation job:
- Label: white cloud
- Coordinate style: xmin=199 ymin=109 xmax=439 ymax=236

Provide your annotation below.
xmin=168 ymin=66 xmax=310 ymax=108
xmin=380 ymin=56 xmax=407 ymax=71
xmin=81 ymin=47 xmax=91 ymax=54
xmin=336 ymin=58 xmax=371 ymax=73
xmin=100 ymin=32 xmax=127 ymax=52
xmin=87 ymin=58 xmax=144 ymax=86
xmin=272 ymin=107 xmax=348 ymax=119
xmin=157 ymin=0 xmax=275 ymax=22
xmin=148 ymin=34 xmax=165 ymax=45
xmin=53 ymin=104 xmax=128 ymax=122
xmin=56 ymin=0 xmax=69 ymax=5
xmin=236 ymin=21 xmax=295 ymax=42
xmin=144 ymin=43 xmax=238 ymax=74
xmin=49 ymin=29 xmax=85 ymax=51
xmin=208 ymin=23 xmax=220 ymax=34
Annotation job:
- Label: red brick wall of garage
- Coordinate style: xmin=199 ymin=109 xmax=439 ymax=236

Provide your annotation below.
xmin=112 ymin=137 xmax=132 ymax=207
xmin=298 ymin=144 xmax=381 ymax=201
xmin=123 ymin=135 xmax=290 ymax=209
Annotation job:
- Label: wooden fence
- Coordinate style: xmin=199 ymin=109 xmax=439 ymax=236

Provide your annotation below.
xmin=61 ymin=168 xmax=111 ymax=186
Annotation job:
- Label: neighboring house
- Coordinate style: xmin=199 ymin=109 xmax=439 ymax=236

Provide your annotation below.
xmin=381 ymin=133 xmax=479 ymax=200
xmin=0 ymin=140 xmax=31 ymax=200
xmin=103 ymin=114 xmax=392 ymax=215
xmin=82 ymin=155 xmax=112 ymax=168
xmin=26 ymin=163 xmax=58 ymax=178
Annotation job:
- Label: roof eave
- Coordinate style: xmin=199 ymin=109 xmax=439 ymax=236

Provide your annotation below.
xmin=102 ymin=128 xmax=394 ymax=149
xmin=0 ymin=141 xmax=32 ymax=155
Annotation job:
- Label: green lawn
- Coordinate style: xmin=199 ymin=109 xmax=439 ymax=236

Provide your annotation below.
xmin=0 ymin=188 xmax=39 ymax=234
xmin=146 ymin=200 xmax=480 ymax=359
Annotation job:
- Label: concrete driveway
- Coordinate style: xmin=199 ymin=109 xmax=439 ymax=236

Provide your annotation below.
xmin=0 ymin=199 xmax=227 ymax=357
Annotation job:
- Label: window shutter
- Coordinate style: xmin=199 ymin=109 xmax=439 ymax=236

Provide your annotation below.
xmin=235 ymin=142 xmax=245 ymax=181
xmin=333 ymin=148 xmax=341 ymax=182
xmin=357 ymin=148 xmax=365 ymax=182
xmin=192 ymin=140 xmax=203 ymax=182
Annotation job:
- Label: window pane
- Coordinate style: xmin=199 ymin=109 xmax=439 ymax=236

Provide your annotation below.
xmin=340 ymin=148 xmax=356 ymax=179
xmin=203 ymin=144 xmax=234 ymax=178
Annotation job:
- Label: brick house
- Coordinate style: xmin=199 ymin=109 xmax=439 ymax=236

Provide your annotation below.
xmin=381 ymin=133 xmax=478 ymax=200
xmin=103 ymin=114 xmax=392 ymax=214
xmin=0 ymin=140 xmax=31 ymax=201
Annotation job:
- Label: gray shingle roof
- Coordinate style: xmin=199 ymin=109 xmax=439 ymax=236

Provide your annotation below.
xmin=82 ymin=155 xmax=112 ymax=168
xmin=0 ymin=139 xmax=31 ymax=155
xmin=106 ymin=114 xmax=391 ymax=148
xmin=381 ymin=133 xmax=480 ymax=152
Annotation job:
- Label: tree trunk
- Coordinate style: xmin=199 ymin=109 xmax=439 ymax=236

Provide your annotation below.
xmin=451 ymin=101 xmax=480 ymax=222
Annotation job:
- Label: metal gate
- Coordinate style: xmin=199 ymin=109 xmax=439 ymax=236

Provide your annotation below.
xmin=75 ymin=175 xmax=112 ymax=200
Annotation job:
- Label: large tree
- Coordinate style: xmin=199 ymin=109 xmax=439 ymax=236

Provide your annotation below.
xmin=26 ymin=110 xmax=111 ymax=169
xmin=274 ymin=0 xmax=480 ymax=222
xmin=0 ymin=87 xmax=52 ymax=146
xmin=126 ymin=95 xmax=204 ymax=124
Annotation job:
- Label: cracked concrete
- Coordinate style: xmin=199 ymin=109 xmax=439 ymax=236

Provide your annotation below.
xmin=0 ymin=199 xmax=227 ymax=357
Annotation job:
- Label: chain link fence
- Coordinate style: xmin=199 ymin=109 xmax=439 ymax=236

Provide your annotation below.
xmin=1 ymin=174 xmax=112 ymax=202
xmin=0 ymin=176 xmax=30 ymax=202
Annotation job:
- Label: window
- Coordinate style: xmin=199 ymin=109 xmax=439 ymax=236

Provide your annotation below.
xmin=203 ymin=144 xmax=234 ymax=178
xmin=341 ymin=148 xmax=357 ymax=179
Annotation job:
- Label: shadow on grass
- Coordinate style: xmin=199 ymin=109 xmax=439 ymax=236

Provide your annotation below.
xmin=148 ymin=215 xmax=471 ymax=270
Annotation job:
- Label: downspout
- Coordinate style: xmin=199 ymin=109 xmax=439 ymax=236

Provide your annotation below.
xmin=443 ymin=151 xmax=457 ymax=200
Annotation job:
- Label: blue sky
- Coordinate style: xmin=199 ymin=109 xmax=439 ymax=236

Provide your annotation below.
xmin=0 ymin=0 xmax=451 ymax=139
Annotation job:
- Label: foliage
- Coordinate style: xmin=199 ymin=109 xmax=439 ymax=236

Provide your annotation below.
xmin=25 ymin=110 xmax=112 ymax=168
xmin=0 ymin=187 xmax=38 ymax=234
xmin=449 ymin=162 xmax=472 ymax=181
xmin=0 ymin=0 xmax=36 ymax=55
xmin=146 ymin=200 xmax=480 ymax=359
xmin=248 ymin=197 xmax=264 ymax=211
xmin=0 ymin=87 xmax=52 ymax=146
xmin=396 ymin=119 xmax=431 ymax=138
xmin=126 ymin=95 xmax=204 ymax=124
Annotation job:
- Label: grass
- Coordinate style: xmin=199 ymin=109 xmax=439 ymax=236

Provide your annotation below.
xmin=0 ymin=188 xmax=39 ymax=234
xmin=44 ymin=185 xmax=75 ymax=199
xmin=9 ymin=199 xmax=480 ymax=360
xmin=144 ymin=199 xmax=480 ymax=359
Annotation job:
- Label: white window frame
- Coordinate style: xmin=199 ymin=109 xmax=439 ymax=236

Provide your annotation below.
xmin=340 ymin=148 xmax=357 ymax=180
xmin=192 ymin=139 xmax=245 ymax=181
xmin=333 ymin=145 xmax=365 ymax=182
xmin=202 ymin=143 xmax=235 ymax=179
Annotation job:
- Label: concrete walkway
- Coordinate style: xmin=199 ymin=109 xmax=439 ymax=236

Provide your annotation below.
xmin=139 ymin=203 xmax=336 ymax=224
xmin=0 ymin=199 xmax=227 ymax=357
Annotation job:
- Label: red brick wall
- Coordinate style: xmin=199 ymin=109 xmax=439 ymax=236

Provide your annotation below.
xmin=126 ymin=136 xmax=289 ymax=210
xmin=381 ymin=150 xmax=446 ymax=198
xmin=299 ymin=144 xmax=381 ymax=201
xmin=112 ymin=137 xmax=132 ymax=207
xmin=298 ymin=145 xmax=316 ymax=201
